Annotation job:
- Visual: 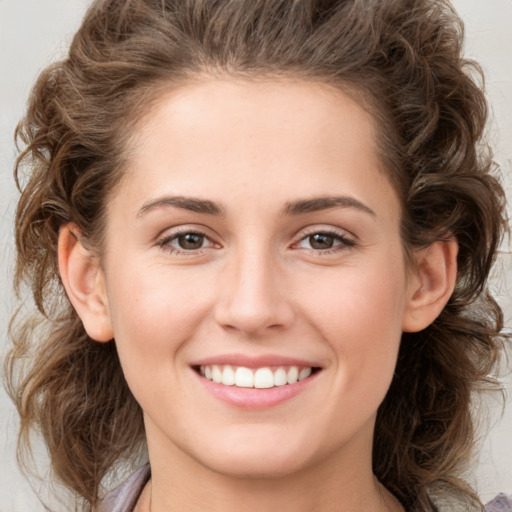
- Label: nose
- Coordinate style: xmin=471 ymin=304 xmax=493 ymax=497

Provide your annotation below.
xmin=213 ymin=246 xmax=295 ymax=338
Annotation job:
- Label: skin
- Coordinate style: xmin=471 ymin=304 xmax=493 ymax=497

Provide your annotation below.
xmin=59 ymin=79 xmax=457 ymax=512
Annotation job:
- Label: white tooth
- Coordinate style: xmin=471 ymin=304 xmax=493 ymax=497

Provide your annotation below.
xmin=298 ymin=367 xmax=312 ymax=381
xmin=274 ymin=367 xmax=288 ymax=387
xmin=254 ymin=367 xmax=274 ymax=389
xmin=235 ymin=367 xmax=254 ymax=388
xmin=221 ymin=365 xmax=235 ymax=386
xmin=212 ymin=365 xmax=222 ymax=383
xmin=204 ymin=366 xmax=212 ymax=380
xmin=287 ymin=366 xmax=299 ymax=384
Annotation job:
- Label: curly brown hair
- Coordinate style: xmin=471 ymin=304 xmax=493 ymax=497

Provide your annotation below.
xmin=5 ymin=0 xmax=508 ymax=510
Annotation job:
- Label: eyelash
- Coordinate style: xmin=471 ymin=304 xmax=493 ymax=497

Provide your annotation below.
xmin=293 ymin=228 xmax=356 ymax=255
xmin=156 ymin=227 xmax=355 ymax=255
xmin=156 ymin=228 xmax=216 ymax=255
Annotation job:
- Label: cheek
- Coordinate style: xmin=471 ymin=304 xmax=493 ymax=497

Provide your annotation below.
xmin=298 ymin=259 xmax=408 ymax=339
xmin=295 ymin=257 xmax=408 ymax=387
xmin=104 ymin=265 xmax=214 ymax=370
xmin=103 ymin=269 xmax=216 ymax=413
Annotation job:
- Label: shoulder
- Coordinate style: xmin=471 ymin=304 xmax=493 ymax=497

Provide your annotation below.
xmin=485 ymin=494 xmax=512 ymax=512
xmin=96 ymin=464 xmax=151 ymax=512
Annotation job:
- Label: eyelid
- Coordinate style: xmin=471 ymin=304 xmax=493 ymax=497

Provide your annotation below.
xmin=296 ymin=224 xmax=356 ymax=241
xmin=156 ymin=225 xmax=220 ymax=254
xmin=154 ymin=224 xmax=356 ymax=255
xmin=291 ymin=225 xmax=357 ymax=252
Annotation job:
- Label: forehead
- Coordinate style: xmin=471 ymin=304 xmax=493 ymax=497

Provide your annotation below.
xmin=136 ymin=78 xmax=378 ymax=150
xmin=113 ymin=78 xmax=398 ymax=223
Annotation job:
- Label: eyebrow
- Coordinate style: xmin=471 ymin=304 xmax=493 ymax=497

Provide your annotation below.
xmin=137 ymin=196 xmax=225 ymax=217
xmin=281 ymin=196 xmax=376 ymax=217
xmin=137 ymin=194 xmax=376 ymax=218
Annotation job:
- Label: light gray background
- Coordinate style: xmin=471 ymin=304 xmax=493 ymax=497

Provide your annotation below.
xmin=0 ymin=1 xmax=511 ymax=511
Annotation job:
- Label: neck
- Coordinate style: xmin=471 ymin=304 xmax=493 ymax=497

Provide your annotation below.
xmin=142 ymin=472 xmax=402 ymax=512
xmin=142 ymin=425 xmax=404 ymax=512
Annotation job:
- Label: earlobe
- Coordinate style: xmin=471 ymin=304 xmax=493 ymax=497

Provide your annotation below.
xmin=58 ymin=224 xmax=114 ymax=342
xmin=402 ymin=239 xmax=458 ymax=333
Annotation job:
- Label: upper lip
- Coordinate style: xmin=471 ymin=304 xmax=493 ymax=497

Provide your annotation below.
xmin=190 ymin=353 xmax=323 ymax=369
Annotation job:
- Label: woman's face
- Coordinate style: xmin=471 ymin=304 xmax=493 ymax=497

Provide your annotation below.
xmin=95 ymin=79 xmax=420 ymax=478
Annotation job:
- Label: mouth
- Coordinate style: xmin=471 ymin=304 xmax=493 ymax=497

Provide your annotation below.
xmin=193 ymin=364 xmax=322 ymax=389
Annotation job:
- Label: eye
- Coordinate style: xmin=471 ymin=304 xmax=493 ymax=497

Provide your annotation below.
xmin=175 ymin=232 xmax=207 ymax=250
xmin=157 ymin=230 xmax=216 ymax=254
xmin=295 ymin=230 xmax=355 ymax=252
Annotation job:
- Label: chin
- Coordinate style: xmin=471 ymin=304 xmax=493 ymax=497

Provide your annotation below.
xmin=202 ymin=453 xmax=309 ymax=480
xmin=187 ymin=431 xmax=317 ymax=480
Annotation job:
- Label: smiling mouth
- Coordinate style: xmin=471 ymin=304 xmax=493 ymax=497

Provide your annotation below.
xmin=194 ymin=365 xmax=321 ymax=389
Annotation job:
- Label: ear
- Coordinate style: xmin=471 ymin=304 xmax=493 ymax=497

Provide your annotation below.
xmin=402 ymin=239 xmax=458 ymax=333
xmin=58 ymin=224 xmax=114 ymax=342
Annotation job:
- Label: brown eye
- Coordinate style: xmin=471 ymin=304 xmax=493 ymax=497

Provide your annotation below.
xmin=158 ymin=230 xmax=215 ymax=254
xmin=308 ymin=233 xmax=335 ymax=250
xmin=295 ymin=230 xmax=354 ymax=252
xmin=177 ymin=233 xmax=205 ymax=250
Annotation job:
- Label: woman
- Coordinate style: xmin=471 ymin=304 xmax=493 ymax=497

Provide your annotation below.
xmin=5 ymin=0 xmax=509 ymax=510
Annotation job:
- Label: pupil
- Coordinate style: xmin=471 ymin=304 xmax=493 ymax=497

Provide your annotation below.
xmin=310 ymin=233 xmax=333 ymax=249
xmin=178 ymin=233 xmax=203 ymax=249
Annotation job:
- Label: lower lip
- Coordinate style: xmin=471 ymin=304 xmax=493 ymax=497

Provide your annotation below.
xmin=193 ymin=370 xmax=320 ymax=409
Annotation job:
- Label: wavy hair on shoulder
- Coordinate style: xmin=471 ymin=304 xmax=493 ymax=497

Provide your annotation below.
xmin=5 ymin=0 xmax=509 ymax=510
